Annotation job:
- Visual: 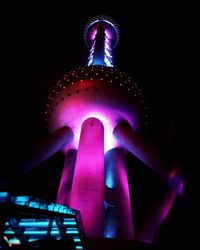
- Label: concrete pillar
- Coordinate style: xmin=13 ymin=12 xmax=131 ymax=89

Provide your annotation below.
xmin=104 ymin=148 xmax=134 ymax=239
xmin=135 ymin=185 xmax=180 ymax=243
xmin=69 ymin=118 xmax=104 ymax=238
xmin=104 ymin=203 xmax=117 ymax=238
xmin=20 ymin=126 xmax=73 ymax=175
xmin=113 ymin=121 xmax=183 ymax=190
xmin=56 ymin=149 xmax=77 ymax=206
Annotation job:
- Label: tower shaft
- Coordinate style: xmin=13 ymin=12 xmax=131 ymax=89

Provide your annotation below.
xmin=69 ymin=118 xmax=104 ymax=238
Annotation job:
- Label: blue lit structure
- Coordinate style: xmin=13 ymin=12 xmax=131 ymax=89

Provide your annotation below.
xmin=84 ymin=16 xmax=119 ymax=67
xmin=0 ymin=192 xmax=84 ymax=249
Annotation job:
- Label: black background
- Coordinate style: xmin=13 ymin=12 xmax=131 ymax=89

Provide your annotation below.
xmin=1 ymin=2 xmax=199 ymax=248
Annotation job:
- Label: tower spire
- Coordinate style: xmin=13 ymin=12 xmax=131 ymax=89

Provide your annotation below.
xmin=84 ymin=16 xmax=119 ymax=67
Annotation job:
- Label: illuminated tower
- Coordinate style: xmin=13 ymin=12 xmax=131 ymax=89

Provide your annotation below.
xmin=44 ymin=16 xmax=147 ymax=239
xmin=22 ymin=16 xmax=184 ymax=242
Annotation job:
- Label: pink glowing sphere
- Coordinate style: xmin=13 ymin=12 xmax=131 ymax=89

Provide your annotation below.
xmin=45 ymin=66 xmax=148 ymax=152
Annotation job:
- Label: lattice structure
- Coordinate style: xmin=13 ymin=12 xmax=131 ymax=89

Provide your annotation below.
xmin=0 ymin=192 xmax=84 ymax=249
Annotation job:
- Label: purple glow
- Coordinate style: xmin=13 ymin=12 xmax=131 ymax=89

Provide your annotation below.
xmin=64 ymin=111 xmax=130 ymax=153
xmin=114 ymin=148 xmax=134 ymax=239
xmin=136 ymin=186 xmax=179 ymax=243
xmin=69 ymin=118 xmax=104 ymax=238
xmin=105 ymin=30 xmax=112 ymax=40
xmin=86 ymin=19 xmax=115 ymax=67
xmin=91 ymin=29 xmax=97 ymax=40
xmin=57 ymin=149 xmax=77 ymax=206
xmin=43 ymin=15 xmax=181 ymax=243
xmin=48 ymin=80 xmax=137 ymax=153
xmin=87 ymin=19 xmax=118 ymax=42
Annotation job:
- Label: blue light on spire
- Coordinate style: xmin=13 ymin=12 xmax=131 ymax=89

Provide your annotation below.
xmin=85 ymin=17 xmax=119 ymax=67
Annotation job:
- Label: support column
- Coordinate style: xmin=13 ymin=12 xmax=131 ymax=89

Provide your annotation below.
xmin=20 ymin=126 xmax=74 ymax=175
xmin=113 ymin=121 xmax=183 ymax=190
xmin=135 ymin=185 xmax=180 ymax=243
xmin=104 ymin=148 xmax=134 ymax=239
xmin=56 ymin=149 xmax=77 ymax=206
xmin=69 ymin=118 xmax=104 ymax=238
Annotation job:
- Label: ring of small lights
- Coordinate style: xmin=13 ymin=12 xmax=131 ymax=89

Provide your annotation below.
xmin=45 ymin=65 xmax=148 ymax=133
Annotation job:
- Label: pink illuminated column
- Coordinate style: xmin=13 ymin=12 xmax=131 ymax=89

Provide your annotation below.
xmin=57 ymin=149 xmax=77 ymax=206
xmin=20 ymin=126 xmax=73 ymax=175
xmin=69 ymin=118 xmax=104 ymax=238
xmin=135 ymin=184 xmax=181 ymax=243
xmin=113 ymin=121 xmax=182 ymax=188
xmin=105 ymin=148 xmax=134 ymax=239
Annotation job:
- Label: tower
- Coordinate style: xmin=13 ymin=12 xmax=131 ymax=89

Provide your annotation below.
xmin=20 ymin=16 xmax=184 ymax=243
xmin=44 ymin=16 xmax=147 ymax=239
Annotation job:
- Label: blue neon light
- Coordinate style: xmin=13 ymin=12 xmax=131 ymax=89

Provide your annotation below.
xmin=4 ymin=229 xmax=15 ymax=235
xmin=19 ymin=221 xmax=55 ymax=227
xmin=104 ymin=204 xmax=117 ymax=238
xmin=24 ymin=231 xmax=48 ymax=235
xmin=63 ymin=221 xmax=76 ymax=225
xmin=74 ymin=238 xmax=81 ymax=242
xmin=0 ymin=194 xmax=77 ymax=215
xmin=5 ymin=238 xmax=21 ymax=245
xmin=104 ymin=34 xmax=113 ymax=67
xmin=0 ymin=192 xmax=8 ymax=198
xmin=66 ymin=229 xmax=79 ymax=234
xmin=87 ymin=24 xmax=114 ymax=67
xmin=105 ymin=159 xmax=116 ymax=188
xmin=1 ymin=193 xmax=83 ymax=249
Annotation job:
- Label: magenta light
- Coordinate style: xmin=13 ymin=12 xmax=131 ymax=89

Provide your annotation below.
xmin=57 ymin=149 xmax=77 ymax=206
xmin=47 ymin=79 xmax=139 ymax=153
xmin=85 ymin=18 xmax=119 ymax=46
xmin=84 ymin=16 xmax=119 ymax=67
xmin=44 ymin=16 xmax=178 ymax=242
xmin=136 ymin=186 xmax=179 ymax=243
xmin=69 ymin=118 xmax=104 ymax=238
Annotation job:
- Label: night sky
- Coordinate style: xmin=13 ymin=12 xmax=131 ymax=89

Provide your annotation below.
xmin=1 ymin=2 xmax=199 ymax=247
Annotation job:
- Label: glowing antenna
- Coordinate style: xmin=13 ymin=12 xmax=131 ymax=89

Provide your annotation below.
xmin=84 ymin=16 xmax=119 ymax=67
